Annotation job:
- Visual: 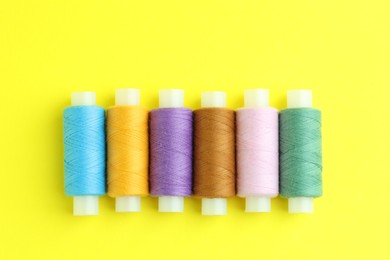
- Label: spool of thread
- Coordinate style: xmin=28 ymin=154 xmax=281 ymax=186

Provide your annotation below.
xmin=107 ymin=88 xmax=149 ymax=212
xmin=150 ymin=90 xmax=193 ymax=212
xmin=63 ymin=92 xmax=106 ymax=216
xmin=193 ymin=92 xmax=236 ymax=216
xmin=280 ymin=90 xmax=322 ymax=213
xmin=236 ymin=89 xmax=279 ymax=212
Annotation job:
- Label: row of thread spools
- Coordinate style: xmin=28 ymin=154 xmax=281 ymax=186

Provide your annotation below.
xmin=64 ymin=88 xmax=322 ymax=216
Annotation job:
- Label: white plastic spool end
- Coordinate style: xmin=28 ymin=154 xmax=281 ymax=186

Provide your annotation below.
xmin=115 ymin=88 xmax=140 ymax=106
xmin=71 ymin=92 xmax=99 ymax=216
xmin=287 ymin=90 xmax=312 ymax=108
xmin=244 ymin=89 xmax=269 ymax=107
xmin=202 ymin=198 xmax=227 ymax=216
xmin=200 ymin=91 xmax=228 ymax=216
xmin=201 ymin=92 xmax=226 ymax=108
xmin=287 ymin=90 xmax=314 ymax=213
xmin=158 ymin=196 xmax=184 ymax=212
xmin=73 ymin=196 xmax=98 ymax=216
xmin=288 ymin=197 xmax=313 ymax=213
xmin=245 ymin=197 xmax=271 ymax=213
xmin=159 ymin=89 xmax=184 ymax=108
xmin=157 ymin=90 xmax=185 ymax=212
xmin=71 ymin=92 xmax=96 ymax=106
xmin=116 ymin=196 xmax=141 ymax=212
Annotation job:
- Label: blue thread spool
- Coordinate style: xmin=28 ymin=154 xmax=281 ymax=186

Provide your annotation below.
xmin=64 ymin=92 xmax=106 ymax=216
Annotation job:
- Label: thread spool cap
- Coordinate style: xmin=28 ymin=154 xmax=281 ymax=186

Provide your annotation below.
xmin=116 ymin=196 xmax=141 ymax=212
xmin=245 ymin=197 xmax=271 ymax=213
xmin=287 ymin=90 xmax=314 ymax=213
xmin=73 ymin=196 xmax=98 ymax=216
xmin=244 ymin=89 xmax=269 ymax=107
xmin=71 ymin=92 xmax=99 ymax=216
xmin=288 ymin=197 xmax=313 ymax=213
xmin=287 ymin=90 xmax=312 ymax=108
xmin=71 ymin=92 xmax=96 ymax=106
xmin=201 ymin=92 xmax=226 ymax=108
xmin=202 ymin=198 xmax=227 ymax=216
xmin=159 ymin=89 xmax=184 ymax=108
xmin=158 ymin=196 xmax=184 ymax=212
xmin=116 ymin=88 xmax=140 ymax=106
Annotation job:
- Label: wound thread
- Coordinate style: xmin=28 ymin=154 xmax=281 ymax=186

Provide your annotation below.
xmin=193 ymin=108 xmax=236 ymax=198
xmin=236 ymin=107 xmax=279 ymax=197
xmin=64 ymin=106 xmax=106 ymax=196
xmin=150 ymin=108 xmax=193 ymax=196
xmin=107 ymin=106 xmax=149 ymax=197
xmin=280 ymin=108 xmax=322 ymax=198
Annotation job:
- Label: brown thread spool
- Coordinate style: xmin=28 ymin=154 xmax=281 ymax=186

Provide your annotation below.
xmin=107 ymin=89 xmax=149 ymax=213
xmin=193 ymin=108 xmax=236 ymax=198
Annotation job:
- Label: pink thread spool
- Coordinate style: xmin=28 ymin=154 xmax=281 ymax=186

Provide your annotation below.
xmin=236 ymin=89 xmax=279 ymax=212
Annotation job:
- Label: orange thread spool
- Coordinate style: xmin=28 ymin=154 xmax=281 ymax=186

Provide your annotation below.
xmin=107 ymin=106 xmax=149 ymax=197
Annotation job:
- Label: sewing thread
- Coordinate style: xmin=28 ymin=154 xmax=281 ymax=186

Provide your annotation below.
xmin=149 ymin=108 xmax=193 ymax=196
xmin=279 ymin=108 xmax=322 ymax=197
xmin=64 ymin=106 xmax=106 ymax=196
xmin=236 ymin=107 xmax=279 ymax=197
xmin=107 ymin=106 xmax=149 ymax=197
xmin=193 ymin=108 xmax=236 ymax=198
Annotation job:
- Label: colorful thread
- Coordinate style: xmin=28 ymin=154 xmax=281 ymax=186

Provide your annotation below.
xmin=107 ymin=106 xmax=149 ymax=197
xmin=150 ymin=108 xmax=193 ymax=196
xmin=193 ymin=108 xmax=236 ymax=198
xmin=280 ymin=108 xmax=323 ymax=197
xmin=236 ymin=107 xmax=279 ymax=197
xmin=64 ymin=106 xmax=106 ymax=196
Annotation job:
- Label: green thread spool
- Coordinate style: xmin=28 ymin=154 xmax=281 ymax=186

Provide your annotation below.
xmin=280 ymin=90 xmax=322 ymax=213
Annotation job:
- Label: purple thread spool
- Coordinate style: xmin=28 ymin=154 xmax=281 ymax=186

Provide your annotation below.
xmin=150 ymin=90 xmax=193 ymax=212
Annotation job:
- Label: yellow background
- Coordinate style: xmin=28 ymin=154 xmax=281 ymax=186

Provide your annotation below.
xmin=0 ymin=1 xmax=389 ymax=259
